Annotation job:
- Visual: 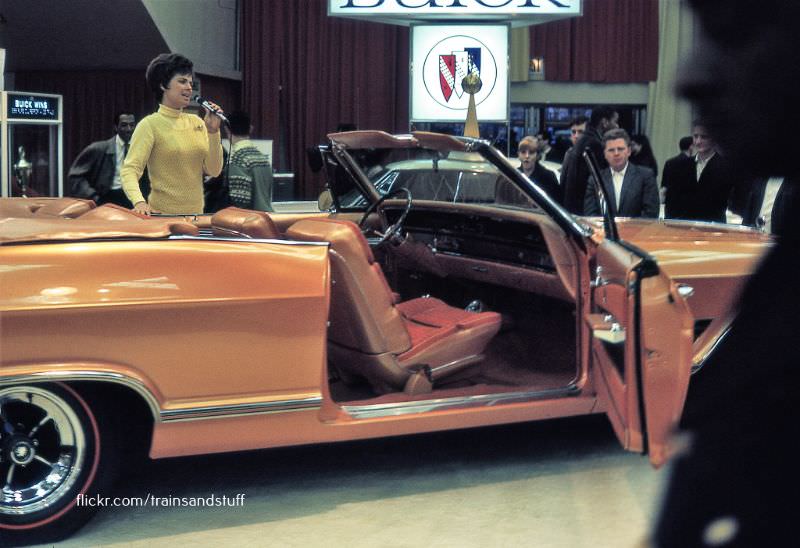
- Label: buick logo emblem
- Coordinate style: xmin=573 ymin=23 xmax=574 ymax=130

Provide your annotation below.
xmin=422 ymin=35 xmax=498 ymax=111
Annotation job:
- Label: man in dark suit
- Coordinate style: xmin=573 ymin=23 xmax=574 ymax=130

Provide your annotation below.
xmin=583 ymin=128 xmax=659 ymax=218
xmin=659 ymin=135 xmax=692 ymax=200
xmin=663 ymin=122 xmax=734 ymax=223
xmin=654 ymin=1 xmax=800 ymax=546
xmin=68 ymin=112 xmax=148 ymax=207
xmin=559 ymin=115 xmax=588 ymax=193
xmin=740 ymin=176 xmax=797 ymax=236
xmin=560 ymin=106 xmax=618 ymax=215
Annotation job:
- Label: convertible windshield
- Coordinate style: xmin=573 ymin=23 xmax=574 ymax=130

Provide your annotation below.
xmin=339 ymin=147 xmax=545 ymax=213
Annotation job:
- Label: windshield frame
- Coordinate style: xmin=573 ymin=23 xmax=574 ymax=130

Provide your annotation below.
xmin=327 ymin=131 xmax=593 ymax=246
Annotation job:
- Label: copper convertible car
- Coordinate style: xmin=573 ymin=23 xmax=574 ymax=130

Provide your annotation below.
xmin=0 ymin=131 xmax=770 ymax=542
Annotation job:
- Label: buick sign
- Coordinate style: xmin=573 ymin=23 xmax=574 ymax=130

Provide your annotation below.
xmin=411 ymin=25 xmax=508 ymax=122
xmin=329 ymin=0 xmax=581 ymax=26
xmin=329 ymin=0 xmax=579 ymax=16
xmin=424 ymin=35 xmax=497 ymax=110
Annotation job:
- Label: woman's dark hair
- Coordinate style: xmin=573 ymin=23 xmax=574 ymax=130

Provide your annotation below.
xmin=146 ymin=53 xmax=194 ymax=103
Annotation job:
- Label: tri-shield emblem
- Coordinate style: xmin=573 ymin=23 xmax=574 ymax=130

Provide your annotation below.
xmin=438 ymin=47 xmax=481 ymax=102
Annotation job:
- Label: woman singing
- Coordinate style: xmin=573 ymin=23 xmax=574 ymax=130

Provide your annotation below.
xmin=121 ymin=53 xmax=223 ymax=214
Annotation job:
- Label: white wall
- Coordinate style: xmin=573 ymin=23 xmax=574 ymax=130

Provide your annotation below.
xmin=143 ymin=0 xmax=241 ymax=80
xmin=511 ymin=81 xmax=650 ymax=106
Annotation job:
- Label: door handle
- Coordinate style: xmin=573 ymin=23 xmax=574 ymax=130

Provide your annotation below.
xmin=588 ymin=313 xmax=626 ymax=344
xmin=675 ymin=283 xmax=694 ymax=298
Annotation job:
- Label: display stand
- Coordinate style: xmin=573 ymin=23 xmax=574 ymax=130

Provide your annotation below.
xmin=1 ymin=91 xmax=64 ymax=197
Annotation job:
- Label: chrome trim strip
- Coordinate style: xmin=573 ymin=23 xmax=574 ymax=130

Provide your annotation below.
xmin=0 ymin=371 xmax=322 ymax=422
xmin=429 ymin=354 xmax=480 ymax=376
xmin=692 ymin=325 xmax=732 ymax=374
xmin=0 ymin=371 xmax=161 ymax=420
xmin=160 ymin=396 xmax=323 ymax=422
xmin=170 ymin=235 xmax=329 ymax=246
xmin=342 ymin=385 xmax=580 ymax=420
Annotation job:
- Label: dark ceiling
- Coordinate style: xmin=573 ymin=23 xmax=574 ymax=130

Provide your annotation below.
xmin=0 ymin=0 xmax=168 ymax=72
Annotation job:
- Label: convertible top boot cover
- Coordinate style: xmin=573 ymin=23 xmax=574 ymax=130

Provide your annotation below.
xmin=0 ymin=196 xmax=96 ymax=218
xmin=287 ymin=218 xmax=502 ymax=394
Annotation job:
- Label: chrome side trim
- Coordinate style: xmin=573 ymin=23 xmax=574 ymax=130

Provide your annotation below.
xmin=692 ymin=325 xmax=732 ymax=374
xmin=170 ymin=235 xmax=329 ymax=246
xmin=0 ymin=371 xmax=322 ymax=422
xmin=160 ymin=396 xmax=323 ymax=422
xmin=0 ymin=371 xmax=161 ymax=420
xmin=429 ymin=354 xmax=481 ymax=376
xmin=342 ymin=385 xmax=580 ymax=420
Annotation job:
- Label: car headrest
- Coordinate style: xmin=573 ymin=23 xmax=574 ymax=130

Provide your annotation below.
xmin=210 ymin=207 xmax=281 ymax=239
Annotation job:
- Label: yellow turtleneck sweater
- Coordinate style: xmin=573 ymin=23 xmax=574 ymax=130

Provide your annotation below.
xmin=121 ymin=104 xmax=223 ymax=214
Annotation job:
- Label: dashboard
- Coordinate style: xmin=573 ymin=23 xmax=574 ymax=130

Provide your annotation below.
xmin=391 ymin=208 xmax=556 ymax=273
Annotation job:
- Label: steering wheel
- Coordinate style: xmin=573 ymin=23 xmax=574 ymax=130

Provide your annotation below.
xmin=358 ymin=187 xmax=413 ymax=247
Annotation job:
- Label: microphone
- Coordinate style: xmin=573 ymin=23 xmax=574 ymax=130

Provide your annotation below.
xmin=192 ymin=95 xmax=228 ymax=124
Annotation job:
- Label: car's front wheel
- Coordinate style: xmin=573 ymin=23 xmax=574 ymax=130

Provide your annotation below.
xmin=0 ymin=383 xmax=117 ymax=545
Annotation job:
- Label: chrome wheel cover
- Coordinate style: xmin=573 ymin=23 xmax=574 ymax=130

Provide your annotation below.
xmin=0 ymin=386 xmax=87 ymax=516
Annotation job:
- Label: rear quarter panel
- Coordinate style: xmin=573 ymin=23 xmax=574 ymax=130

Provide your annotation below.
xmin=617 ymin=220 xmax=771 ymax=320
xmin=0 ymin=239 xmax=330 ymax=410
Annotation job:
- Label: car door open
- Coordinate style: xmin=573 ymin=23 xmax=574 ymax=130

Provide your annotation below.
xmin=588 ymin=239 xmax=694 ymax=467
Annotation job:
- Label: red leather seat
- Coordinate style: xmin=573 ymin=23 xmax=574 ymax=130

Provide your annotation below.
xmin=210 ymin=207 xmax=282 ymax=239
xmin=286 ymin=217 xmax=501 ymax=394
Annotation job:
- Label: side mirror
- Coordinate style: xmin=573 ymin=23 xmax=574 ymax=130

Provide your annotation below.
xmin=318 ymin=189 xmax=334 ymax=211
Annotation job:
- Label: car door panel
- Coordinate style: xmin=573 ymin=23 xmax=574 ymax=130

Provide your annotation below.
xmin=589 ymin=240 xmax=693 ymax=467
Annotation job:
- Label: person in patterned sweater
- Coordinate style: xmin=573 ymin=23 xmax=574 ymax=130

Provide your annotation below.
xmin=225 ymin=110 xmax=273 ymax=211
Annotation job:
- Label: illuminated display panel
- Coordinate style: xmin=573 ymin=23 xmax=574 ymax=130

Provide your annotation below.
xmin=411 ymin=24 xmax=508 ymax=122
xmin=6 ymin=93 xmax=60 ymax=121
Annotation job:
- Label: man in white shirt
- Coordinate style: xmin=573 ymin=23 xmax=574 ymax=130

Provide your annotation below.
xmin=740 ymin=175 xmax=795 ymax=235
xmin=68 ymin=112 xmax=148 ymax=207
xmin=583 ymin=128 xmax=659 ymax=218
xmin=664 ymin=121 xmax=736 ymax=222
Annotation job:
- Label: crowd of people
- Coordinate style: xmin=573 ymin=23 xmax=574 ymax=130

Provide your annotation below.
xmin=66 ymin=54 xmax=787 ymax=238
xmin=512 ymin=108 xmax=789 ymax=235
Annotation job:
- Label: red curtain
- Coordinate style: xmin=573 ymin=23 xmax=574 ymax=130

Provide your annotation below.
xmin=14 ymin=71 xmax=153 ymax=184
xmin=530 ymin=0 xmax=659 ymax=83
xmin=241 ymin=0 xmax=409 ymax=199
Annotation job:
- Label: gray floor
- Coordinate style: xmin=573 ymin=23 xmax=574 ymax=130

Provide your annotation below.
xmin=44 ymin=415 xmax=666 ymax=547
